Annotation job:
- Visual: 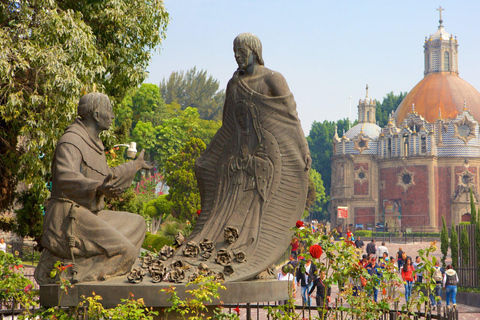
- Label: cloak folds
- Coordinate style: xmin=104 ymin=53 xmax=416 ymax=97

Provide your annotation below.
xmin=176 ymin=76 xmax=309 ymax=281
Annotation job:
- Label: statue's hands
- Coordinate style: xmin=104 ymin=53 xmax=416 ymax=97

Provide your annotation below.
xmin=135 ymin=149 xmax=154 ymax=171
xmin=96 ymin=174 xmax=123 ymax=198
xmin=305 ymin=154 xmax=312 ymax=171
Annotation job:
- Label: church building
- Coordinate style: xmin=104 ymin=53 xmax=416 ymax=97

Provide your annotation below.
xmin=330 ymin=11 xmax=480 ymax=232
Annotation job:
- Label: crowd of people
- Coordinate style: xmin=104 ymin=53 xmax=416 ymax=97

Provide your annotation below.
xmin=285 ymin=228 xmax=459 ymax=310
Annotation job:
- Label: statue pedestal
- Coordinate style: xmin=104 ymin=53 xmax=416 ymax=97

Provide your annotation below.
xmin=39 ymin=277 xmax=289 ymax=308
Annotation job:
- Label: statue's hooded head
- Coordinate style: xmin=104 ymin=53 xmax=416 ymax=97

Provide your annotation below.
xmin=78 ymin=92 xmax=111 ymax=120
xmin=233 ymin=33 xmax=264 ymax=66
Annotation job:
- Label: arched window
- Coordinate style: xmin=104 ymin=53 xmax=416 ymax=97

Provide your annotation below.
xmin=387 ymin=138 xmax=392 ymax=158
xmin=421 ymin=136 xmax=427 ymax=154
xmin=444 ymin=51 xmax=450 ymax=71
xmin=367 ymin=111 xmax=370 ymax=122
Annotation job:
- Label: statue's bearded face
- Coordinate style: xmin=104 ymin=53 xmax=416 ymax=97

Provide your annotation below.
xmin=234 ymin=43 xmax=254 ymax=70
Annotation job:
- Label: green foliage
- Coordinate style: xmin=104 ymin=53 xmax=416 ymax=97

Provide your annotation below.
xmin=132 ymin=107 xmax=220 ymax=171
xmin=450 ymin=225 xmax=458 ymax=269
xmin=375 ymin=91 xmax=407 ymax=127
xmin=0 ymin=0 xmax=170 ymax=212
xmin=460 ymin=225 xmax=469 ymax=265
xmin=160 ymin=67 xmax=226 ymax=121
xmin=142 ymin=233 xmax=173 ymax=252
xmin=105 ymin=187 xmax=142 ymax=215
xmin=161 ymin=275 xmax=238 ymax=320
xmin=144 ymin=194 xmax=173 ymax=219
xmin=459 ymin=221 xmax=471 ymax=225
xmin=157 ymin=217 xmax=184 ymax=243
xmin=307 ymin=169 xmax=328 ymax=221
xmin=440 ymin=216 xmax=449 ymax=268
xmin=470 ymin=193 xmax=477 ymax=227
xmin=165 ymin=137 xmax=206 ymax=221
xmin=307 ymin=118 xmax=349 ymax=215
xmin=14 ymin=185 xmax=47 ymax=247
xmin=0 ymin=251 xmax=37 ymax=312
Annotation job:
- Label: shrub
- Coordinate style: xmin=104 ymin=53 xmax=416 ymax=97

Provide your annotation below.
xmin=450 ymin=226 xmax=458 ymax=269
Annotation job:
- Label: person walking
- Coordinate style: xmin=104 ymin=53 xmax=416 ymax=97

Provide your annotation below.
xmin=365 ymin=255 xmax=382 ymax=302
xmin=413 ymin=256 xmax=423 ymax=284
xmin=376 ymin=242 xmax=388 ymax=260
xmin=366 ymin=239 xmax=376 ymax=256
xmin=401 ymin=256 xmax=416 ymax=303
xmin=429 ymin=260 xmax=444 ymax=310
xmin=443 ymin=265 xmax=458 ymax=309
xmin=309 ymin=270 xmax=331 ymax=308
xmin=397 ymin=247 xmax=405 ymax=271
xmin=277 ymin=265 xmax=296 ymax=305
xmin=296 ymin=257 xmax=317 ymax=306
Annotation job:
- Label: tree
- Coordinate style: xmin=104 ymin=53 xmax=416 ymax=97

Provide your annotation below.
xmin=144 ymin=194 xmax=173 ymax=234
xmin=460 ymin=225 xmax=469 ymax=265
xmin=307 ymin=118 xmax=350 ymax=218
xmin=165 ymin=137 xmax=206 ymax=221
xmin=450 ymin=225 xmax=458 ymax=269
xmin=308 ymin=169 xmax=328 ymax=221
xmin=470 ymin=188 xmax=477 ymax=226
xmin=0 ymin=0 xmax=169 ymax=212
xmin=159 ymin=67 xmax=225 ymax=120
xmin=440 ymin=216 xmax=449 ymax=268
xmin=375 ymin=91 xmax=407 ymax=127
xmin=132 ymin=107 xmax=220 ymax=170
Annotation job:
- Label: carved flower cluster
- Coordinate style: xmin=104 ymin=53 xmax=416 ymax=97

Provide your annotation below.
xmin=224 ymin=227 xmax=239 ymax=244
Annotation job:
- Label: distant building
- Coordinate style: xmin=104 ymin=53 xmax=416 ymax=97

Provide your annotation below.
xmin=330 ymin=13 xmax=480 ymax=232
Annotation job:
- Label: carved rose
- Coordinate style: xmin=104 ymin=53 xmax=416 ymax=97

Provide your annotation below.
xmin=215 ymin=249 xmax=233 ymax=266
xmin=168 ymin=267 xmax=185 ymax=283
xmin=141 ymin=252 xmax=154 ymax=269
xmin=224 ymin=227 xmax=239 ymax=244
xmin=234 ymin=251 xmax=246 ymax=263
xmin=159 ymin=245 xmax=175 ymax=261
xmin=127 ymin=268 xmax=146 ymax=284
xmin=198 ymin=263 xmax=209 ymax=274
xmin=149 ymin=263 xmax=166 ymax=283
xmin=200 ymin=251 xmax=212 ymax=260
xmin=199 ymin=238 xmax=214 ymax=252
xmin=223 ymin=265 xmax=234 ymax=276
xmin=175 ymin=231 xmax=185 ymax=247
xmin=170 ymin=260 xmax=186 ymax=270
xmin=183 ymin=241 xmax=200 ymax=257
xmin=188 ymin=272 xmax=198 ymax=282
xmin=215 ymin=272 xmax=225 ymax=282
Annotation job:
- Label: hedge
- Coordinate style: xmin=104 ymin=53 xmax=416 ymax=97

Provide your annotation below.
xmin=141 ymin=233 xmax=173 ymax=252
xmin=354 ymin=230 xmax=440 ymax=238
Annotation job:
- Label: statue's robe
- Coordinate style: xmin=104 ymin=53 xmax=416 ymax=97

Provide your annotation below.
xmin=35 ymin=119 xmax=146 ymax=283
xmin=174 ymin=73 xmax=310 ymax=281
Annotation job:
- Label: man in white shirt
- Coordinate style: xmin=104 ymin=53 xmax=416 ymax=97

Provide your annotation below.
xmin=376 ymin=241 xmax=388 ymax=260
xmin=0 ymin=237 xmax=6 ymax=253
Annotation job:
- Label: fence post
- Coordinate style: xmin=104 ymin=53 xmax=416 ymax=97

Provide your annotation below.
xmin=246 ymin=303 xmax=251 ymax=320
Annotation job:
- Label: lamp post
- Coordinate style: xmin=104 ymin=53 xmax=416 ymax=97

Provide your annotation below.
xmin=114 ymin=142 xmax=137 ymax=159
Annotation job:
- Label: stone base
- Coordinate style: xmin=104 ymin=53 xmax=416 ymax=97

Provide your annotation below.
xmin=39 ymin=277 xmax=289 ymax=308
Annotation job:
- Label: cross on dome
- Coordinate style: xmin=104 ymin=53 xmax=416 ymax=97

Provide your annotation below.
xmin=437 ymin=6 xmax=444 ymax=27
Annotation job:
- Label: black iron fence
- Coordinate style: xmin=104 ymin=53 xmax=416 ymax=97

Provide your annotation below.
xmin=1 ymin=298 xmax=461 ymax=320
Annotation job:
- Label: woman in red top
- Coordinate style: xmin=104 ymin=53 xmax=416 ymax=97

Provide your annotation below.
xmin=401 ymin=256 xmax=416 ymax=303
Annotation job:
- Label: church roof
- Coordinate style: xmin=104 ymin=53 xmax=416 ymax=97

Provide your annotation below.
xmin=394 ymin=73 xmax=480 ymax=124
xmin=430 ymin=26 xmax=451 ymax=41
xmin=345 ymin=122 xmax=382 ymax=140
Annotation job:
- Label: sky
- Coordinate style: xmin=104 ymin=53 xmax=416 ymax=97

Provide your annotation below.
xmin=146 ymin=1 xmax=480 ymax=135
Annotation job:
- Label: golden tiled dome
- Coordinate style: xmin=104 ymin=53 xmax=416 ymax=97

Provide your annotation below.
xmin=394 ymin=73 xmax=480 ymax=124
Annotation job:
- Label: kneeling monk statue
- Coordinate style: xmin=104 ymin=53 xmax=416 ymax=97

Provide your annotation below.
xmin=35 ymin=92 xmax=151 ymax=283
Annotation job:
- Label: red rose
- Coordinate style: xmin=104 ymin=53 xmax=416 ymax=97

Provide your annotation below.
xmin=309 ymin=244 xmax=323 ymax=259
xmin=233 ymin=306 xmax=240 ymax=315
xmin=296 ymin=220 xmax=304 ymax=228
xmin=197 ymin=210 xmax=201 ymax=216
